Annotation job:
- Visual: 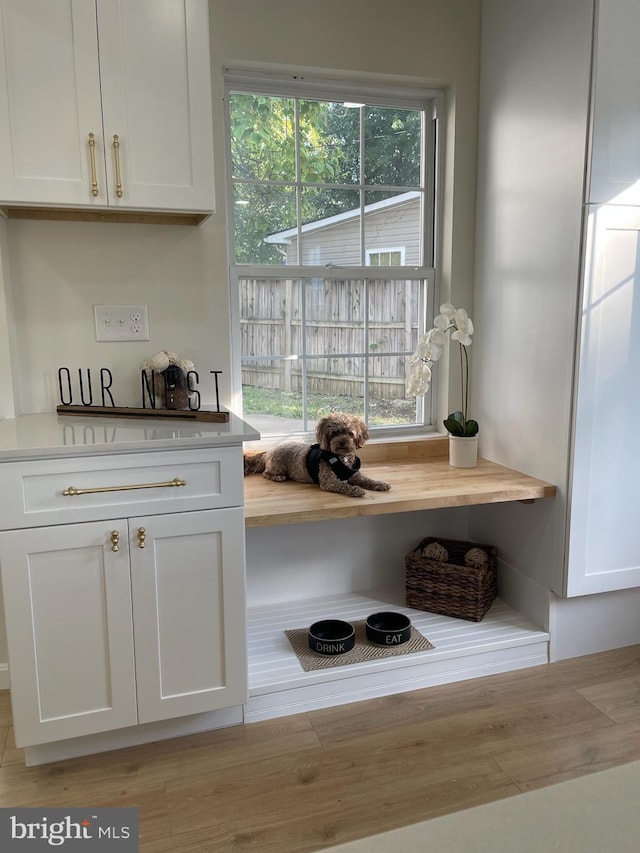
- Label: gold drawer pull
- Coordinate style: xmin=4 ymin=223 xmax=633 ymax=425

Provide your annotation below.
xmin=111 ymin=530 xmax=120 ymax=552
xmin=63 ymin=478 xmax=187 ymax=496
xmin=138 ymin=527 xmax=146 ymax=549
xmin=88 ymin=132 xmax=99 ymax=197
xmin=113 ymin=134 xmax=123 ymax=198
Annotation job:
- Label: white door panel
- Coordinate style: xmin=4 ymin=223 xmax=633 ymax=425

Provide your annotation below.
xmin=568 ymin=205 xmax=640 ymax=594
xmin=0 ymin=521 xmax=137 ymax=746
xmin=0 ymin=0 xmax=105 ymax=205
xmin=130 ymin=509 xmax=247 ymax=723
xmin=96 ymin=0 xmax=215 ymax=211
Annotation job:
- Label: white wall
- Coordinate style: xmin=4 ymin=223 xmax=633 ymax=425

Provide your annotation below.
xmin=469 ymin=0 xmax=594 ymax=594
xmin=3 ymin=218 xmax=229 ymax=412
xmin=246 ymin=509 xmax=468 ymax=609
xmin=0 ymin=221 xmax=15 ymax=419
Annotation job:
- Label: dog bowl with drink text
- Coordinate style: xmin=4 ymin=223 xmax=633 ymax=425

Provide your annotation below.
xmin=308 ymin=619 xmax=356 ymax=655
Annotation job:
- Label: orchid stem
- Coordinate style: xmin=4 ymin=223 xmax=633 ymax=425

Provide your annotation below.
xmin=458 ymin=342 xmax=465 ymax=425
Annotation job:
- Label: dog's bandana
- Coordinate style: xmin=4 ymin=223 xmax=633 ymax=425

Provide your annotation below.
xmin=305 ymin=443 xmax=362 ymax=484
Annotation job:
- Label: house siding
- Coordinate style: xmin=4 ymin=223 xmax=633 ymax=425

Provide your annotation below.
xmin=282 ymin=198 xmax=421 ymax=265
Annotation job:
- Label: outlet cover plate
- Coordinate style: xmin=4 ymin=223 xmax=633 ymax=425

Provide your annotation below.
xmin=94 ymin=304 xmax=150 ymax=341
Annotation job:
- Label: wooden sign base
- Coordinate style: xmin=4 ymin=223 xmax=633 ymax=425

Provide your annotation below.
xmin=56 ymin=405 xmax=229 ymax=423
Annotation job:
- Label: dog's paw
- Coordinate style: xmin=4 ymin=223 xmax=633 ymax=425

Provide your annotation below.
xmin=264 ymin=472 xmax=287 ymax=482
xmin=348 ymin=487 xmax=366 ymax=497
xmin=374 ymin=482 xmax=391 ymax=491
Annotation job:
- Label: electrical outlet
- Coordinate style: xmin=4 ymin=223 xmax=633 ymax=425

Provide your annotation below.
xmin=94 ymin=305 xmax=150 ymax=341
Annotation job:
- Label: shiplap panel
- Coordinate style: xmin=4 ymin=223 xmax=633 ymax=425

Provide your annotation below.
xmin=246 ymin=592 xmax=549 ymax=715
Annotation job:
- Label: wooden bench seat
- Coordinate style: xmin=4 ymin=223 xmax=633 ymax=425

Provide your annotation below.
xmin=243 ymin=438 xmax=556 ymax=527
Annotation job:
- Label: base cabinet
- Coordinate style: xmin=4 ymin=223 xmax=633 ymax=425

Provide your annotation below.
xmin=0 ymin=508 xmax=247 ymax=748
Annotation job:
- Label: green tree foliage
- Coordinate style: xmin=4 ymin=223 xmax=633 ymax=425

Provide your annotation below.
xmin=229 ymin=94 xmax=422 ymax=263
xmin=325 ymin=104 xmax=421 ymax=188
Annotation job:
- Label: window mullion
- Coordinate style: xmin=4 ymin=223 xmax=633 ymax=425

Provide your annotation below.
xmin=364 ymin=278 xmax=370 ymax=424
xmin=294 ymin=98 xmax=303 ymax=265
xmin=359 ymin=105 xmax=366 ymax=266
xmin=232 ymin=264 xmax=434 ymax=279
xmin=293 ymin=101 xmax=309 ymax=428
xmin=300 ymin=278 xmax=308 ymax=432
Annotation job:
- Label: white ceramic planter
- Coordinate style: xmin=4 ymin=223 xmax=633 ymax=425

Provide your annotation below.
xmin=448 ymin=435 xmax=478 ymax=468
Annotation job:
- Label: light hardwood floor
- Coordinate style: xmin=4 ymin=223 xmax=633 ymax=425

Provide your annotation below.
xmin=1 ymin=644 xmax=640 ymax=852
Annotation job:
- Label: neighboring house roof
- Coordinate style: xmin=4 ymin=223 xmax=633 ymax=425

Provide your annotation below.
xmin=264 ymin=190 xmax=421 ymax=244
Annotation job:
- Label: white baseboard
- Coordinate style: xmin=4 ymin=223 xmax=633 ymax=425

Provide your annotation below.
xmin=23 ymin=705 xmax=243 ymax=765
xmin=244 ymin=643 xmax=548 ymax=723
xmin=0 ymin=663 xmax=9 ymax=691
xmin=549 ymin=587 xmax=640 ymax=661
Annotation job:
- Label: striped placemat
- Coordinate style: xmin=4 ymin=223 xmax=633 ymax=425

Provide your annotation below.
xmin=285 ymin=619 xmax=434 ymax=672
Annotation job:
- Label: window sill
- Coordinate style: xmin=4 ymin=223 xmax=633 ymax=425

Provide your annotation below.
xmin=244 ymin=438 xmax=557 ymax=527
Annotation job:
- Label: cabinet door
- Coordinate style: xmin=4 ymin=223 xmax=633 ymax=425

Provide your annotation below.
xmin=130 ymin=509 xmax=247 ymax=724
xmin=96 ymin=0 xmax=215 ymax=212
xmin=567 ymin=205 xmax=640 ymax=595
xmin=0 ymin=0 xmax=106 ymax=206
xmin=0 ymin=521 xmax=137 ymax=747
xmin=589 ymin=0 xmax=640 ymax=204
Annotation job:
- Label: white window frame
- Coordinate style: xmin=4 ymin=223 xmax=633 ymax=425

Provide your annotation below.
xmin=224 ymin=72 xmax=444 ymax=440
xmin=366 ymin=247 xmax=406 ymax=266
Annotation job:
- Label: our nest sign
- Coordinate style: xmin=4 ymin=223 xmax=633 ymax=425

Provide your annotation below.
xmin=58 ymin=365 xmax=222 ymax=412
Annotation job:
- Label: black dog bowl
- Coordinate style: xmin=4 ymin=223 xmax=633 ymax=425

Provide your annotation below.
xmin=365 ymin=611 xmax=412 ymax=646
xmin=308 ymin=619 xmax=356 ymax=655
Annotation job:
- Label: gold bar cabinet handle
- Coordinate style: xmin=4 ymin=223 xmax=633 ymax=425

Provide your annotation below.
xmin=110 ymin=530 xmax=120 ymax=552
xmin=63 ymin=478 xmax=187 ymax=497
xmin=88 ymin=132 xmax=99 ymax=197
xmin=138 ymin=527 xmax=146 ymax=549
xmin=113 ymin=134 xmax=123 ymax=197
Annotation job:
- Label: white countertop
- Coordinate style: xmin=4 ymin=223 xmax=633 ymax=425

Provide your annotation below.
xmin=0 ymin=411 xmax=260 ymax=461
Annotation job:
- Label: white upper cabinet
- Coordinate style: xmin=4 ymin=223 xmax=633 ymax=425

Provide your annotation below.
xmin=589 ymin=0 xmax=640 ymax=205
xmin=0 ymin=1 xmax=104 ymax=207
xmin=96 ymin=0 xmax=215 ymax=213
xmin=0 ymin=0 xmax=214 ymax=214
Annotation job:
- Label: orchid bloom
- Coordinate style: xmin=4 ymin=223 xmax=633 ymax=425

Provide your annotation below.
xmin=406 ymin=303 xmax=476 ymax=435
xmin=451 ymin=308 xmax=474 ymax=346
xmin=406 ymin=359 xmax=432 ymax=397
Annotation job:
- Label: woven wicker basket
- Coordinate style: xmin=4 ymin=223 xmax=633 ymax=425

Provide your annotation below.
xmin=405 ymin=537 xmax=497 ymax=622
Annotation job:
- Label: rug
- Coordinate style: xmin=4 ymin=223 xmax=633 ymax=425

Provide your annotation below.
xmin=285 ymin=620 xmax=434 ymax=672
xmin=320 ymin=760 xmax=640 ymax=852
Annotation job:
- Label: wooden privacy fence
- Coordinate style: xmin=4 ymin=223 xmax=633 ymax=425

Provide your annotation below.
xmin=240 ymin=277 xmax=420 ymax=400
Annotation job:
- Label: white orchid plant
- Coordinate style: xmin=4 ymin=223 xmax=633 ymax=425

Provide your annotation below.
xmin=406 ymin=303 xmax=478 ymax=437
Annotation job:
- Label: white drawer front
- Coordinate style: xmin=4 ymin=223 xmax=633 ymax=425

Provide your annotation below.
xmin=1 ymin=448 xmax=243 ymax=529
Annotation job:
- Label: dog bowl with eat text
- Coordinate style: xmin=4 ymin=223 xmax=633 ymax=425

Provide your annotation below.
xmin=308 ymin=619 xmax=356 ymax=655
xmin=365 ymin=611 xmax=412 ymax=646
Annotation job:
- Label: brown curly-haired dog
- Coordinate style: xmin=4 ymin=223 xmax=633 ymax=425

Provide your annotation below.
xmin=243 ymin=413 xmax=391 ymax=498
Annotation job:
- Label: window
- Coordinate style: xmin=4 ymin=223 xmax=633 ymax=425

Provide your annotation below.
xmin=367 ymin=248 xmax=405 ymax=266
xmin=225 ymin=74 xmax=441 ymax=438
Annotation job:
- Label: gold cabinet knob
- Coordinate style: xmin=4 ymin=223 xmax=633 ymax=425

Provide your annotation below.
xmin=138 ymin=527 xmax=146 ymax=549
xmin=110 ymin=530 xmax=119 ymax=552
